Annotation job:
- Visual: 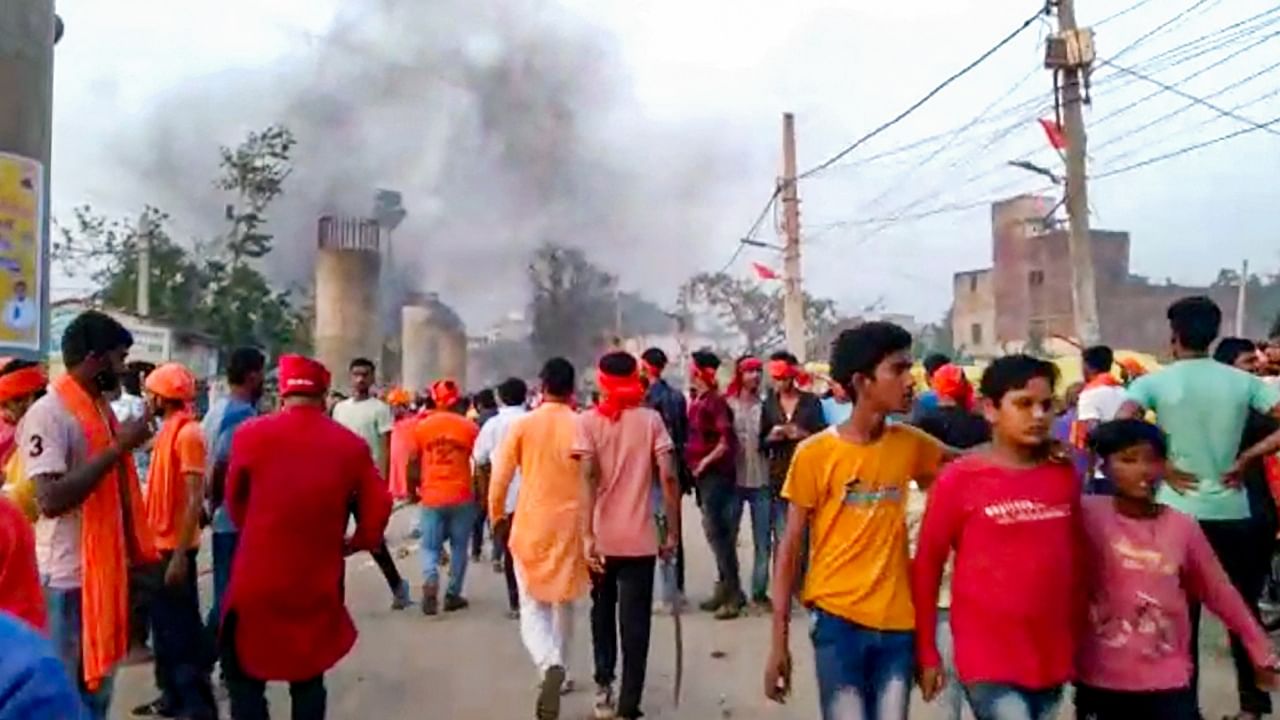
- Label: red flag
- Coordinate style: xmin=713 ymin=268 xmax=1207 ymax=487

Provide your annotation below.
xmin=1038 ymin=118 xmax=1067 ymax=150
xmin=751 ymin=261 xmax=781 ymax=281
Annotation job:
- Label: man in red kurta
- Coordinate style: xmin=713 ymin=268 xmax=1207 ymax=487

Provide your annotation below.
xmin=221 ymin=355 xmax=391 ymax=720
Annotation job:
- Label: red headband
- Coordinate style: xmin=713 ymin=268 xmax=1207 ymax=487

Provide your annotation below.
xmin=596 ymin=369 xmax=645 ymax=421
xmin=767 ymin=359 xmax=797 ymax=380
xmin=0 ymin=366 xmax=46 ymax=403
xmin=690 ymin=362 xmax=719 ymax=390
xmin=727 ymin=357 xmax=762 ymax=397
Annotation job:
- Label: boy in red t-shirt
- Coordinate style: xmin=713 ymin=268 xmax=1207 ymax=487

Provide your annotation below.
xmin=913 ymin=354 xmax=1084 ymax=720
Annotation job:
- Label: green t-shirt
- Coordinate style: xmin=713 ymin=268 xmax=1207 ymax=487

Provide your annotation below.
xmin=331 ymin=397 xmax=395 ymax=473
xmin=1127 ymin=358 xmax=1280 ymax=520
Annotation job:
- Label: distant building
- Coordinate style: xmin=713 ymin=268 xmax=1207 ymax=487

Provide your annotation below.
xmin=952 ymin=195 xmax=1248 ymax=359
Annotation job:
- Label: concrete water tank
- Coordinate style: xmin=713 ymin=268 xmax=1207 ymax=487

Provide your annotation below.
xmin=401 ymin=293 xmax=467 ymax=392
xmin=314 ymin=215 xmax=381 ymax=388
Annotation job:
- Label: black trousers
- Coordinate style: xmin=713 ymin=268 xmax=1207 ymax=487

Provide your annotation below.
xmin=494 ymin=516 xmax=519 ymax=612
xmin=152 ymin=549 xmax=216 ymax=719
xmin=591 ymin=556 xmax=657 ymax=719
xmin=221 ymin=612 xmax=327 ymax=720
xmin=1190 ymin=518 xmax=1272 ymax=715
xmin=1075 ymin=684 xmax=1198 ymax=720
xmin=698 ymin=474 xmax=741 ymax=598
xmin=369 ymin=540 xmax=404 ymax=595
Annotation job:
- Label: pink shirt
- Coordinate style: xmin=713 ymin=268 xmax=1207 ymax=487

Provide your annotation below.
xmin=573 ymin=406 xmax=673 ymax=557
xmin=1077 ymin=496 xmax=1276 ymax=691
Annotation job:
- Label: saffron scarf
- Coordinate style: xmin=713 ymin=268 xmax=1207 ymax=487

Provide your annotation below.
xmin=595 ymin=369 xmax=645 ymax=421
xmin=52 ymin=375 xmax=157 ymax=690
xmin=144 ymin=411 xmax=195 ymax=550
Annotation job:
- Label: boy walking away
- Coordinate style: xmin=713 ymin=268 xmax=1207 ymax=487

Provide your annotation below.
xmin=725 ymin=355 xmax=771 ymax=612
xmin=410 ymin=379 xmax=480 ymax=616
xmin=1076 ymin=419 xmax=1280 ymax=720
xmin=24 ymin=311 xmax=156 ymax=719
xmin=1119 ymin=296 xmax=1280 ymax=720
xmin=473 ymin=377 xmax=530 ymax=618
xmin=687 ymin=350 xmax=742 ymax=619
xmin=135 ymin=363 xmax=217 ymax=720
xmin=331 ymin=358 xmax=412 ymax=611
xmin=490 ymin=358 xmax=590 ymax=720
xmin=913 ymin=355 xmax=1083 ymax=720
xmin=765 ymin=323 xmax=946 ymax=720
xmin=220 ymin=354 xmax=391 ymax=720
xmin=575 ymin=352 xmax=681 ymax=720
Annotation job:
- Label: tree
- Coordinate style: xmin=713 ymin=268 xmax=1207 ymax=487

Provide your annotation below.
xmin=681 ymin=272 xmax=841 ymax=359
xmin=216 ymin=125 xmax=296 ymax=265
xmin=53 ymin=125 xmax=309 ymax=360
xmin=527 ymin=243 xmax=617 ymax=369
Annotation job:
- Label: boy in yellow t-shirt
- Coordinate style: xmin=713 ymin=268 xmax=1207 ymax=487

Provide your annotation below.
xmin=0 ymin=360 xmax=49 ymax=521
xmin=764 ymin=322 xmax=946 ymax=720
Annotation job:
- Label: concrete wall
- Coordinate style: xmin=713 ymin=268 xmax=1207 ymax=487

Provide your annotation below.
xmin=314 ymin=216 xmax=381 ymax=388
xmin=951 ymin=268 xmax=998 ymax=358
xmin=401 ymin=296 xmax=467 ymax=392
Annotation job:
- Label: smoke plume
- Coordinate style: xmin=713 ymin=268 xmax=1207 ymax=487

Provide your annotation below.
xmin=107 ymin=0 xmax=746 ymax=331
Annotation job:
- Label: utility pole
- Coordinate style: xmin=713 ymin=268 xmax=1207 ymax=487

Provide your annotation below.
xmin=136 ymin=212 xmax=151 ymax=317
xmin=780 ymin=112 xmax=806 ymax=361
xmin=0 ymin=0 xmax=57 ymax=358
xmin=1236 ymin=259 xmax=1249 ymax=335
xmin=1051 ymin=0 xmax=1102 ymax=346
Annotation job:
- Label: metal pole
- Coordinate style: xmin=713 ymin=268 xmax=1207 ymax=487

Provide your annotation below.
xmin=137 ymin=212 xmax=151 ymax=317
xmin=781 ymin=112 xmax=806 ymax=361
xmin=0 ymin=0 xmax=56 ymax=358
xmin=1236 ymin=259 xmax=1249 ymax=335
xmin=1055 ymin=0 xmax=1102 ymax=346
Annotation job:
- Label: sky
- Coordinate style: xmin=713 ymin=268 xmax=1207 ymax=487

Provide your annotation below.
xmin=49 ymin=0 xmax=1280 ymax=329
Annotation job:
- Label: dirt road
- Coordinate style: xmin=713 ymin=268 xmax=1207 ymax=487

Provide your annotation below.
xmin=112 ymin=500 xmax=1264 ymax=719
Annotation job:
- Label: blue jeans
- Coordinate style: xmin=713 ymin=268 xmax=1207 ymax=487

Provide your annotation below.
xmin=420 ymin=503 xmax=477 ymax=597
xmin=936 ymin=610 xmax=966 ymax=720
xmin=44 ymin=582 xmax=115 ymax=719
xmin=729 ymin=486 xmax=771 ymax=599
xmin=206 ymin=531 xmax=238 ymax=631
xmin=810 ymin=607 xmax=913 ymax=720
xmin=964 ymin=683 xmax=1064 ymax=720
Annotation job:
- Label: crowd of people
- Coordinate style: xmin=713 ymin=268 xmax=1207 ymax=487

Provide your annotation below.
xmin=1 ymin=297 xmax=1280 ymax=720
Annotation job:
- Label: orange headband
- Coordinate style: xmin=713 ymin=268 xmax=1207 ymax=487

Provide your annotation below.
xmin=0 ymin=366 xmax=47 ymax=403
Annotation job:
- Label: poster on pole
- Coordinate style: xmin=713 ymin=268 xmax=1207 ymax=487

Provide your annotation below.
xmin=0 ymin=152 xmax=44 ymax=354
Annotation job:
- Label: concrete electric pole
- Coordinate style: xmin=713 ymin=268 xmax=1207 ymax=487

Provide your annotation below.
xmin=1236 ymin=259 xmax=1249 ymax=336
xmin=0 ymin=0 xmax=57 ymax=358
xmin=137 ymin=212 xmax=151 ymax=317
xmin=780 ymin=112 xmax=806 ymax=361
xmin=1052 ymin=0 xmax=1102 ymax=346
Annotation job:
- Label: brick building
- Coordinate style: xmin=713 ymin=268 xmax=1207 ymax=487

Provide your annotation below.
xmin=952 ymin=195 xmax=1247 ymax=359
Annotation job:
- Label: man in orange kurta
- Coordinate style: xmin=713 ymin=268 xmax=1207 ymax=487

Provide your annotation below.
xmin=490 ymin=357 xmax=589 ymax=720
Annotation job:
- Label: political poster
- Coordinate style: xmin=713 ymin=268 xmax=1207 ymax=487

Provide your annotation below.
xmin=0 ymin=153 xmax=45 ymax=354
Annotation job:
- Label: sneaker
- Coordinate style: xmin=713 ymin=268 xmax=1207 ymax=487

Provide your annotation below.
xmin=699 ymin=582 xmax=726 ymax=612
xmin=506 ymin=608 xmax=520 ymax=620
xmin=537 ymin=665 xmax=566 ymax=720
xmin=420 ymin=583 xmax=439 ymax=616
xmin=592 ymin=684 xmax=616 ymax=719
xmin=391 ymin=580 xmax=412 ymax=610
xmin=443 ymin=594 xmax=470 ymax=612
xmin=752 ymin=594 xmax=772 ymax=614
xmin=713 ymin=602 xmax=741 ymax=620
xmin=131 ymin=698 xmax=175 ymax=718
xmin=560 ymin=677 xmax=576 ymax=695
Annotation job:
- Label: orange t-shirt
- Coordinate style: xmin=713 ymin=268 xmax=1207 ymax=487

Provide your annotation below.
xmin=413 ymin=411 xmax=480 ymax=507
xmin=146 ymin=415 xmax=208 ymax=551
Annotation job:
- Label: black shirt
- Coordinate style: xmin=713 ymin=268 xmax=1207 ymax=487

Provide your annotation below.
xmin=760 ymin=391 xmax=828 ymax=489
xmin=913 ymin=405 xmax=991 ymax=450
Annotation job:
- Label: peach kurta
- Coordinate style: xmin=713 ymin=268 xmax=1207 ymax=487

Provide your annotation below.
xmin=490 ymin=402 xmax=589 ymax=604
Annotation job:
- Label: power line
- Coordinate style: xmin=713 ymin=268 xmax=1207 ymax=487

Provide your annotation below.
xmin=1094 ymin=0 xmax=1158 ymax=27
xmin=1097 ymin=57 xmax=1280 ymax=136
xmin=1093 ymin=115 xmax=1280 ymax=179
xmin=797 ymin=7 xmax=1047 ymax=179
xmin=716 ymin=190 xmax=779 ymax=274
xmin=1111 ymin=0 xmax=1220 ymax=60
